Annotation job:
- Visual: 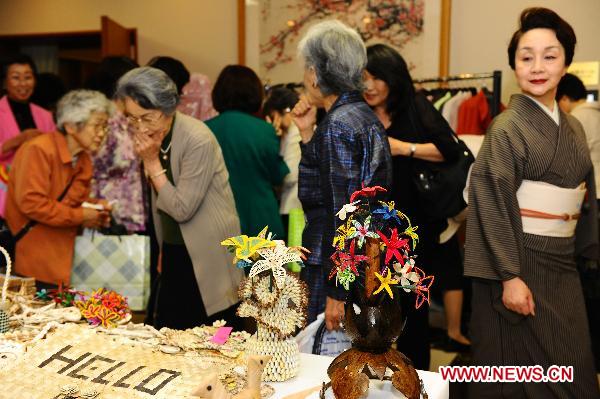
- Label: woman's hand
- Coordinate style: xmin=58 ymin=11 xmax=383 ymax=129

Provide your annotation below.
xmin=325 ymin=296 xmax=345 ymax=331
xmin=133 ymin=131 xmax=161 ymax=164
xmin=502 ymin=277 xmax=535 ymax=316
xmin=134 ymin=131 xmax=169 ymax=191
xmin=387 ymin=137 xmax=445 ymax=162
xmin=95 ymin=199 xmax=113 ymax=213
xmin=388 ymin=137 xmax=410 ymax=156
xmin=266 ymin=113 xmax=283 ymax=136
xmin=292 ymin=96 xmax=317 ymax=143
xmin=81 ymin=208 xmax=111 ymax=229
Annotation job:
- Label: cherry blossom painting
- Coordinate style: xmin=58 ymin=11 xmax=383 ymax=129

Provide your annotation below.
xmin=257 ymin=0 xmax=441 ymax=85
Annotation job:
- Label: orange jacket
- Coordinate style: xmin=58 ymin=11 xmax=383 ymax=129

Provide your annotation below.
xmin=5 ymin=132 xmax=92 ymax=284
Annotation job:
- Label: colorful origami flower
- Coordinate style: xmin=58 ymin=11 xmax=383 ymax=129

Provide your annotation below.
xmin=373 ymin=269 xmax=399 ymax=299
xmin=102 ymin=292 xmax=122 ymax=310
xmin=96 ymin=307 xmax=121 ymax=328
xmin=414 ymin=273 xmax=435 ymax=309
xmin=337 ymin=268 xmax=357 ymax=290
xmin=349 ymin=184 xmax=387 ymax=202
xmin=332 ymin=221 xmax=355 ymax=250
xmin=336 ymin=200 xmax=360 ymax=221
xmin=377 ymin=228 xmax=410 ymax=265
xmin=399 ymin=212 xmax=419 ymax=249
xmin=393 ymin=261 xmax=420 ymax=292
xmin=373 ymin=201 xmax=402 ymax=224
xmin=337 ymin=239 xmax=370 ymax=276
xmin=79 ymin=303 xmax=101 ymax=323
xmin=348 ymin=216 xmax=379 ymax=248
xmin=221 ymin=234 xmax=275 ymax=262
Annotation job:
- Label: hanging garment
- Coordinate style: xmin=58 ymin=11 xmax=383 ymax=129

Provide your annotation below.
xmin=456 ymin=90 xmax=493 ymax=135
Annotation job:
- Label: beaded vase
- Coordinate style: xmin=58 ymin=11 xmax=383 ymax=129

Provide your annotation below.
xmin=245 ymin=325 xmax=300 ymax=382
xmin=237 ymin=272 xmax=308 ymax=382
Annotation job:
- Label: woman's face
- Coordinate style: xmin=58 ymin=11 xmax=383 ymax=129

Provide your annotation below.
xmin=123 ymin=97 xmax=168 ymax=137
xmin=70 ymin=111 xmax=109 ymax=154
xmin=4 ymin=63 xmax=35 ymax=102
xmin=303 ymin=65 xmax=324 ymax=107
xmin=363 ymin=70 xmax=389 ymax=110
xmin=514 ymin=28 xmax=567 ymax=107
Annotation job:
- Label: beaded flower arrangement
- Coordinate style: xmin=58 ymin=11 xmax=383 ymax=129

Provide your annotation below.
xmin=36 ymin=284 xmax=81 ymax=307
xmin=74 ymin=288 xmax=131 ymax=328
xmin=221 ymin=227 xmax=309 ymax=382
xmin=330 ymin=185 xmax=434 ymax=308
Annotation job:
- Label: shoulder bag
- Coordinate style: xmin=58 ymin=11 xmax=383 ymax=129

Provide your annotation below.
xmin=408 ymin=98 xmax=475 ymax=220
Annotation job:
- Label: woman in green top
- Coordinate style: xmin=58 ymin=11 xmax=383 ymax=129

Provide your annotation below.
xmin=206 ymin=65 xmax=289 ymax=239
xmin=115 ymin=67 xmax=244 ymax=330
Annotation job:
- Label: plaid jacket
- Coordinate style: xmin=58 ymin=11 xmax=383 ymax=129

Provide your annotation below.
xmin=299 ymin=91 xmax=392 ymax=299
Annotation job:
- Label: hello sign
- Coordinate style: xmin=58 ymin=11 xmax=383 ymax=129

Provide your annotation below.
xmin=0 ymin=324 xmax=234 ymax=399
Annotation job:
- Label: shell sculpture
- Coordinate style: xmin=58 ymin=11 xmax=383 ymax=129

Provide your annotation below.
xmin=221 ymin=231 xmax=309 ymax=382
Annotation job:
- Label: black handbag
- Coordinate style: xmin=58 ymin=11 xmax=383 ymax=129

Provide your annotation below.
xmin=408 ymin=100 xmax=475 ymax=220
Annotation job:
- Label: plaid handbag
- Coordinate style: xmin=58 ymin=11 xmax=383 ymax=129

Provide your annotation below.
xmin=70 ymin=230 xmax=150 ymax=311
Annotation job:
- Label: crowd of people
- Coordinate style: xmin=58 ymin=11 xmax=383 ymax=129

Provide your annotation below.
xmin=0 ymin=6 xmax=598 ymax=398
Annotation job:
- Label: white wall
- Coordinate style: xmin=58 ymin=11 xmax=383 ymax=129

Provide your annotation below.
xmin=0 ymin=0 xmax=239 ymax=82
xmin=450 ymin=0 xmax=600 ymax=103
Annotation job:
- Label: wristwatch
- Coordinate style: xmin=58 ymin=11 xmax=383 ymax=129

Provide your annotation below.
xmin=409 ymin=143 xmax=417 ymax=158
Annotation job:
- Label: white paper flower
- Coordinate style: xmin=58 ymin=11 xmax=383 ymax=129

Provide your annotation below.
xmin=336 ymin=200 xmax=360 ymax=220
xmin=249 ymin=242 xmax=303 ymax=289
xmin=393 ymin=262 xmax=420 ymax=292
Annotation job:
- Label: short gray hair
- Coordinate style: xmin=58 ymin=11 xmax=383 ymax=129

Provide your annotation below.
xmin=56 ymin=90 xmax=112 ymax=132
xmin=298 ymin=20 xmax=366 ymax=96
xmin=114 ymin=66 xmax=178 ymax=115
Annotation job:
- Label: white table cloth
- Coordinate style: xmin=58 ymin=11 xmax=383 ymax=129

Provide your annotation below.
xmin=270 ymin=353 xmax=449 ymax=399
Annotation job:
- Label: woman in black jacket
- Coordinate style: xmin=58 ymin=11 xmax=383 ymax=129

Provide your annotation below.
xmin=363 ymin=43 xmax=470 ymax=369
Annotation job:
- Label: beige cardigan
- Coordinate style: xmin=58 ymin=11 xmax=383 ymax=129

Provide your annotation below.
xmin=152 ymin=112 xmax=243 ymax=316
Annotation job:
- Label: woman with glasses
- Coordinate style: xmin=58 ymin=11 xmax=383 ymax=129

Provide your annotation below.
xmin=115 ymin=67 xmax=244 ymax=330
xmin=5 ymin=90 xmax=112 ymax=290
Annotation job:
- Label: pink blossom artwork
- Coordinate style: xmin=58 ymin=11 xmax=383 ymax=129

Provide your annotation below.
xmin=260 ymin=0 xmax=425 ymax=72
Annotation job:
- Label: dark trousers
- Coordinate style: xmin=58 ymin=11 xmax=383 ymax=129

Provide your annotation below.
xmin=396 ymin=293 xmax=430 ymax=371
xmin=152 ymin=242 xmax=243 ymax=331
xmin=300 ymin=263 xmax=327 ymax=324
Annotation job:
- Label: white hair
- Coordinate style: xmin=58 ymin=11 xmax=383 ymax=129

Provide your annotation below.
xmin=56 ymin=90 xmax=112 ymax=131
xmin=114 ymin=66 xmax=179 ymax=115
xmin=298 ymin=20 xmax=366 ymax=96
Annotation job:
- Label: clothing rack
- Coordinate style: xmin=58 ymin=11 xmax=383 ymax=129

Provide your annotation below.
xmin=414 ymin=70 xmax=502 ymax=117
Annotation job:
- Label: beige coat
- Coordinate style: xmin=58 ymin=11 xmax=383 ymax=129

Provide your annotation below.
xmin=152 ymin=112 xmax=243 ymax=316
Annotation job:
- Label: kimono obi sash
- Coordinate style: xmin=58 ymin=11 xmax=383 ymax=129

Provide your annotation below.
xmin=517 ymin=180 xmax=586 ymax=237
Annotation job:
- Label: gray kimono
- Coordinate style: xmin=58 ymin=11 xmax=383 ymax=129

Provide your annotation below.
xmin=465 ymin=94 xmax=600 ymax=398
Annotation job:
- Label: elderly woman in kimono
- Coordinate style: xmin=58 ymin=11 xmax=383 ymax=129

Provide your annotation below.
xmin=465 ymin=7 xmax=600 ymax=398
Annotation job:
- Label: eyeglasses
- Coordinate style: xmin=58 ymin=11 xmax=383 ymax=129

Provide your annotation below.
xmin=83 ymin=122 xmax=108 ymax=135
xmin=125 ymin=112 xmax=164 ymax=129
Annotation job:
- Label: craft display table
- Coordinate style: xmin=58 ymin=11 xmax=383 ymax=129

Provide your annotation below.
xmin=271 ymin=353 xmax=449 ymax=399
